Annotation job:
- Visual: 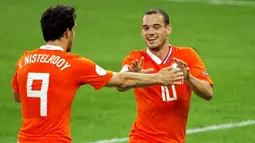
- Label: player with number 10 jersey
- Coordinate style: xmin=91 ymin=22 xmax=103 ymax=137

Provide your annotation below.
xmin=119 ymin=8 xmax=214 ymax=143
xmin=122 ymin=46 xmax=213 ymax=143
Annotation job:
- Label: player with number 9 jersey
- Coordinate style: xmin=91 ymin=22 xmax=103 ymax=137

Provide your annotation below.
xmin=11 ymin=45 xmax=114 ymax=143
xmin=121 ymin=46 xmax=213 ymax=143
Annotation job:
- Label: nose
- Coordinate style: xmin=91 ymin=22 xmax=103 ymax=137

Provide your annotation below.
xmin=147 ymin=28 xmax=155 ymax=35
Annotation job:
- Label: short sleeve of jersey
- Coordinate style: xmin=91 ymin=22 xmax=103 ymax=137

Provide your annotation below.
xmin=122 ymin=53 xmax=136 ymax=66
xmin=72 ymin=56 xmax=113 ymax=90
xmin=187 ymin=48 xmax=213 ymax=87
xmin=121 ymin=52 xmax=140 ymax=72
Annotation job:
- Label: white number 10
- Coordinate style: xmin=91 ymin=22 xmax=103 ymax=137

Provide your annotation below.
xmin=27 ymin=72 xmax=50 ymax=117
xmin=161 ymin=85 xmax=177 ymax=102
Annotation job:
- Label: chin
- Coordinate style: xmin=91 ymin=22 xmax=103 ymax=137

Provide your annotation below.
xmin=147 ymin=44 xmax=160 ymax=50
xmin=149 ymin=47 xmax=161 ymax=51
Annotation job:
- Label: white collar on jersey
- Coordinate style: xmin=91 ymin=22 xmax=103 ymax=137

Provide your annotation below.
xmin=40 ymin=45 xmax=64 ymax=51
xmin=146 ymin=45 xmax=172 ymax=64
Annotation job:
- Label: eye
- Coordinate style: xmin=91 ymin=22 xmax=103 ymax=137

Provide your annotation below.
xmin=142 ymin=26 xmax=149 ymax=31
xmin=153 ymin=25 xmax=161 ymax=30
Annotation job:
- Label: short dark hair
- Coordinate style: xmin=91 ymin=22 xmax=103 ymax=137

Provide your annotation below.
xmin=40 ymin=5 xmax=76 ymax=42
xmin=143 ymin=8 xmax=170 ymax=25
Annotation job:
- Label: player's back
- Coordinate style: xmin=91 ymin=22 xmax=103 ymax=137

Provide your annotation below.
xmin=15 ymin=46 xmax=78 ymax=143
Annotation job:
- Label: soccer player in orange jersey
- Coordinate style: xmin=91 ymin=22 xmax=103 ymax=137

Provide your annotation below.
xmin=11 ymin=6 xmax=185 ymax=143
xmin=118 ymin=8 xmax=214 ymax=143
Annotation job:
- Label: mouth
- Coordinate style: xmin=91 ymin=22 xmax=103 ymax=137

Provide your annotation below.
xmin=147 ymin=37 xmax=157 ymax=42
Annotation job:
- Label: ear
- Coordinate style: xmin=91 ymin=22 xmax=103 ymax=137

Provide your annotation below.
xmin=64 ymin=28 xmax=71 ymax=39
xmin=166 ymin=24 xmax=172 ymax=35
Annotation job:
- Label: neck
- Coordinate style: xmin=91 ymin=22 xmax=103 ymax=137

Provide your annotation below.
xmin=46 ymin=40 xmax=66 ymax=51
xmin=148 ymin=42 xmax=169 ymax=61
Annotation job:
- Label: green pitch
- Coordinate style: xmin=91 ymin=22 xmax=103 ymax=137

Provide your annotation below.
xmin=0 ymin=0 xmax=254 ymax=142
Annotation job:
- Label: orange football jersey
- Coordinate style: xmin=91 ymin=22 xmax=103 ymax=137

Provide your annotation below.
xmin=121 ymin=46 xmax=213 ymax=143
xmin=11 ymin=45 xmax=113 ymax=143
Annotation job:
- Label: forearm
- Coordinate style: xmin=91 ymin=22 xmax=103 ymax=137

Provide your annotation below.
xmin=116 ymin=79 xmax=149 ymax=92
xmin=118 ymin=72 xmax=161 ymax=88
xmin=186 ymin=74 xmax=213 ymax=100
xmin=107 ymin=72 xmax=161 ymax=88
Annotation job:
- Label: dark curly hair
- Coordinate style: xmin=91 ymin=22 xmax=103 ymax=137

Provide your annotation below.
xmin=40 ymin=5 xmax=76 ymax=42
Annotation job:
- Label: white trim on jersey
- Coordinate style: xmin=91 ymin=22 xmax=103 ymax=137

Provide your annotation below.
xmin=162 ymin=47 xmax=172 ymax=64
xmin=146 ymin=45 xmax=172 ymax=64
xmin=146 ymin=49 xmax=162 ymax=64
xmin=120 ymin=64 xmax=129 ymax=72
xmin=40 ymin=45 xmax=64 ymax=51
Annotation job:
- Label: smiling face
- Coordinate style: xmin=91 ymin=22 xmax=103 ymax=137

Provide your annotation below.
xmin=141 ymin=13 xmax=171 ymax=51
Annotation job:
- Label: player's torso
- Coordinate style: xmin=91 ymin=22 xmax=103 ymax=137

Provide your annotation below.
xmin=136 ymin=47 xmax=191 ymax=113
xmin=16 ymin=48 xmax=77 ymax=141
xmin=128 ymin=46 xmax=192 ymax=142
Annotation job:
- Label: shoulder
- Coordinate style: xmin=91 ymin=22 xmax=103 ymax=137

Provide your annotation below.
xmin=17 ymin=49 xmax=45 ymax=61
xmin=65 ymin=53 xmax=89 ymax=61
xmin=14 ymin=49 xmax=38 ymax=70
xmin=19 ymin=49 xmax=37 ymax=58
xmin=124 ymin=50 xmax=146 ymax=59
xmin=64 ymin=53 xmax=95 ymax=67
xmin=173 ymin=46 xmax=200 ymax=59
xmin=173 ymin=46 xmax=197 ymax=55
xmin=172 ymin=46 xmax=202 ymax=65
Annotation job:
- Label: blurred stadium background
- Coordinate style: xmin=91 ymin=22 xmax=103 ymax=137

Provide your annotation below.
xmin=0 ymin=0 xmax=254 ymax=142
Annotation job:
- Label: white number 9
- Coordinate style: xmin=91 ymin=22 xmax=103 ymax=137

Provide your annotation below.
xmin=27 ymin=72 xmax=50 ymax=117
